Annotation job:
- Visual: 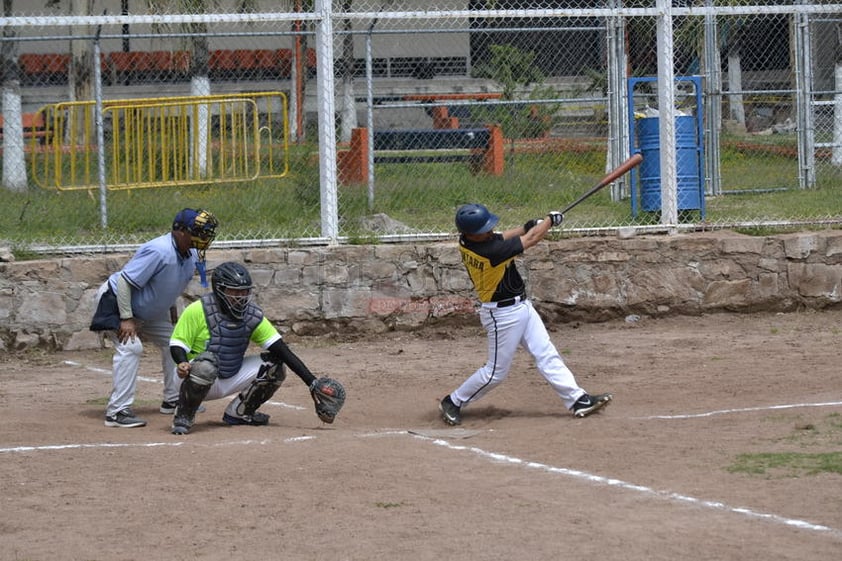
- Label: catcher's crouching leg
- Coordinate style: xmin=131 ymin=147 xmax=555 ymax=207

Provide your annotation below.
xmin=172 ymin=352 xmax=217 ymax=435
xmin=223 ymin=362 xmax=286 ymax=426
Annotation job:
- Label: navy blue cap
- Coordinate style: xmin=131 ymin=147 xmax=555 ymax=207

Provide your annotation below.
xmin=173 ymin=208 xmax=200 ymax=230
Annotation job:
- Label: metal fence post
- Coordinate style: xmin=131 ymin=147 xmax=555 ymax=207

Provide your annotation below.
xmin=315 ymin=0 xmax=339 ymax=242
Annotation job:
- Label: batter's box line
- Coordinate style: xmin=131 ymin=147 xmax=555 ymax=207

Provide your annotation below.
xmin=636 ymin=400 xmax=842 ymax=420
xmin=408 ymin=433 xmax=842 ymax=541
xmin=0 ymin=436 xmax=314 ymax=455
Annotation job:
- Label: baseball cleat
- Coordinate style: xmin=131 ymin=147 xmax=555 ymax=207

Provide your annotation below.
xmin=222 ymin=411 xmax=270 ymax=426
xmin=439 ymin=395 xmax=462 ymax=426
xmin=572 ymin=393 xmax=613 ymax=418
xmin=171 ymin=413 xmax=193 ymax=435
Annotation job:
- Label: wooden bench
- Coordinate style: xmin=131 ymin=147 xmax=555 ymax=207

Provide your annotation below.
xmin=358 ymin=93 xmax=504 ymax=129
xmin=0 ymin=112 xmax=50 ymax=146
xmin=406 ymin=93 xmax=502 ymax=129
xmin=338 ymin=126 xmax=504 ymax=184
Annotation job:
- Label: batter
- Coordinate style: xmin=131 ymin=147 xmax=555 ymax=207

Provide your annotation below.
xmin=439 ymin=203 xmax=612 ymax=425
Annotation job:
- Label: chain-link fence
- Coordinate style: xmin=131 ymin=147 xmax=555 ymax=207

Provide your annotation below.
xmin=1 ymin=2 xmax=841 ymax=254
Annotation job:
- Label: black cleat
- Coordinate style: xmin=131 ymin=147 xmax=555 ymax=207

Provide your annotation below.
xmin=572 ymin=393 xmax=613 ymax=418
xmin=439 ymin=395 xmax=462 ymax=426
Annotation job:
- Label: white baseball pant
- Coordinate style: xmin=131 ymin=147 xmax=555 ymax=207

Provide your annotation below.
xmin=451 ymin=298 xmax=586 ymax=410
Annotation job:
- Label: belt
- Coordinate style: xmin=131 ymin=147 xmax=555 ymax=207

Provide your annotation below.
xmin=487 ymin=295 xmax=526 ymax=308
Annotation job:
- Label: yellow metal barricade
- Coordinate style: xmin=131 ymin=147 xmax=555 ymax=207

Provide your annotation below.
xmin=30 ymin=92 xmax=288 ymax=191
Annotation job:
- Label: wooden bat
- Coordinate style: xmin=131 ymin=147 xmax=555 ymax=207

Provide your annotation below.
xmin=559 ymin=153 xmax=643 ymax=215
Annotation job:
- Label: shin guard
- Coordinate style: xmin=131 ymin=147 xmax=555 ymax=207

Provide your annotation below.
xmin=175 ymin=377 xmax=212 ymax=424
xmin=236 ymin=362 xmax=286 ymax=416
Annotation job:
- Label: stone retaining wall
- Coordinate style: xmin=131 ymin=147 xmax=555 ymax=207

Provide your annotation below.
xmin=3 ymin=230 xmax=842 ymax=352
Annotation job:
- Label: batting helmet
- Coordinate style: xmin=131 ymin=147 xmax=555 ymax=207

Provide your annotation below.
xmin=211 ymin=262 xmax=254 ymax=319
xmin=455 ymin=203 xmax=499 ymax=235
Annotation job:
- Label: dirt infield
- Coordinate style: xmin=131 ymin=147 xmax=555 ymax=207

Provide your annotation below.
xmin=2 ymin=310 xmax=841 ymax=561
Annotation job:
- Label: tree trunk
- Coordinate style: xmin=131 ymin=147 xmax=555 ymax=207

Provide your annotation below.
xmin=68 ymin=0 xmax=94 ymax=146
xmin=726 ymin=46 xmax=746 ymax=126
xmin=1 ymin=0 xmax=26 ymax=192
xmin=188 ymin=20 xmax=211 ymax=178
xmin=339 ymin=2 xmax=357 ymax=143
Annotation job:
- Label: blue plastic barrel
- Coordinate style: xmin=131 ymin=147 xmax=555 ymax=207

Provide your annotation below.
xmin=637 ymin=116 xmax=702 ymax=212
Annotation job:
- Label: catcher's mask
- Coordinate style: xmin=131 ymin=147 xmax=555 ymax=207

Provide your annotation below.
xmin=173 ymin=208 xmax=218 ymax=259
xmin=455 ymin=203 xmax=499 ymax=235
xmin=211 ymin=262 xmax=254 ymax=320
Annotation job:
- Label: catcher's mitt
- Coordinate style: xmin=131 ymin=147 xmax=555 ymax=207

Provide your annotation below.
xmin=309 ymin=377 xmax=346 ymax=424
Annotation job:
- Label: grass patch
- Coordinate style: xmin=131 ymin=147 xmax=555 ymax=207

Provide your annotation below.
xmin=728 ymin=412 xmax=842 ymax=477
xmin=727 ymin=452 xmax=842 ymax=477
xmin=374 ymin=501 xmax=405 ymax=509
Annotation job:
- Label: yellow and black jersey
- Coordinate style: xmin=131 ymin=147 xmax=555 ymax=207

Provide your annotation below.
xmin=459 ymin=233 xmax=526 ymax=303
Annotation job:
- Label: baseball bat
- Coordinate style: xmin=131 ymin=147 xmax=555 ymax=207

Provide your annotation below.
xmin=559 ymin=153 xmax=643 ymax=215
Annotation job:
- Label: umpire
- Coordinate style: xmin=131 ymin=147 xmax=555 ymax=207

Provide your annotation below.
xmin=90 ymin=208 xmax=218 ymax=428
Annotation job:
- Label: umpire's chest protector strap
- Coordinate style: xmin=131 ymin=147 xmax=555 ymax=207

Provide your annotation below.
xmin=201 ymin=293 xmax=263 ymax=378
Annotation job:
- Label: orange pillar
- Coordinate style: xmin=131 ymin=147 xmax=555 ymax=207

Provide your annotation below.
xmin=431 ymin=106 xmax=459 ymax=129
xmin=337 ymin=127 xmax=369 ymax=184
xmin=482 ymin=125 xmax=504 ymax=176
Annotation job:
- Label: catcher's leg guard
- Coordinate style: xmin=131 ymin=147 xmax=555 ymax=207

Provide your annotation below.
xmin=172 ymin=354 xmax=218 ymax=435
xmin=224 ymin=362 xmax=285 ymax=424
xmin=172 ymin=377 xmax=213 ymax=435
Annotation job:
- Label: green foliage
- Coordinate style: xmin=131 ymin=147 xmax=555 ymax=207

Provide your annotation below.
xmin=472 ymin=44 xmax=545 ymax=99
xmin=470 ymin=44 xmax=558 ymax=139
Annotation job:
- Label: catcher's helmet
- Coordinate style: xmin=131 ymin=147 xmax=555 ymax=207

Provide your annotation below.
xmin=211 ymin=262 xmax=254 ymax=319
xmin=173 ymin=208 xmax=218 ymax=252
xmin=455 ymin=203 xmax=499 ymax=235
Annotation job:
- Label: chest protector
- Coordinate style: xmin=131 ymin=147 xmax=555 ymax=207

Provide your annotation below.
xmin=201 ymin=293 xmax=263 ymax=378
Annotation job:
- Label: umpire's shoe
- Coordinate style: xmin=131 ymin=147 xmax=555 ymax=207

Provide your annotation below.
xmin=571 ymin=393 xmax=613 ymax=418
xmin=104 ymin=409 xmax=147 ymax=428
xmin=439 ymin=395 xmax=462 ymax=426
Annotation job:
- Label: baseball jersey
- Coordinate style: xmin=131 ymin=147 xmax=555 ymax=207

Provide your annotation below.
xmin=170 ymin=299 xmax=282 ymax=359
xmin=459 ymin=233 xmax=526 ymax=303
xmin=108 ymin=233 xmax=198 ymax=321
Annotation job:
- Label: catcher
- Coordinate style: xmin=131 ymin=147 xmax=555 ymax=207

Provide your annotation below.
xmin=168 ymin=261 xmax=345 ymax=435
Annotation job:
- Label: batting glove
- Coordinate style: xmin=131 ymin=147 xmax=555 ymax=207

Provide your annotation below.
xmin=548 ymin=212 xmax=564 ymax=227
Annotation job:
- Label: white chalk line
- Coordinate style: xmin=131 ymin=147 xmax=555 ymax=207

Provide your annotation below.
xmin=50 ymin=360 xmax=842 ymax=539
xmin=637 ymin=400 xmax=842 ymax=420
xmin=0 ymin=435 xmax=314 ymax=454
xmin=408 ymin=433 xmax=842 ymax=541
xmin=3 ymin=424 xmax=841 ymax=540
xmin=63 ymin=360 xmax=110 ymax=375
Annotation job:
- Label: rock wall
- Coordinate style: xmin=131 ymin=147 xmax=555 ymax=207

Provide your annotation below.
xmin=3 ymin=230 xmax=842 ymax=352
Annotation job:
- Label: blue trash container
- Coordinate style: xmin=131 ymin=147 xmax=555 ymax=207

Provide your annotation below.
xmin=637 ymin=115 xmax=702 ymax=213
